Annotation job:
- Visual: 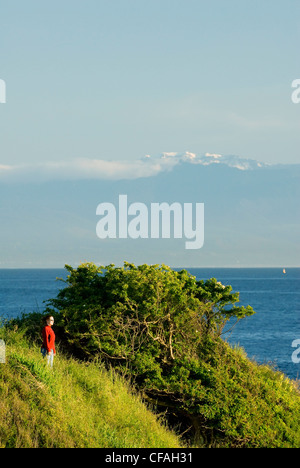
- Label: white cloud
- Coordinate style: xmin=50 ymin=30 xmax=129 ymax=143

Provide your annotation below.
xmin=205 ymin=153 xmax=222 ymax=159
xmin=0 ymin=156 xmax=179 ymax=182
xmin=0 ymin=164 xmax=13 ymax=171
xmin=0 ymin=151 xmax=270 ymax=182
xmin=161 ymin=152 xmax=178 ymax=159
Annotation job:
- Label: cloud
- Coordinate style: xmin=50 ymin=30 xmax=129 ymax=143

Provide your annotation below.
xmin=0 ymin=164 xmax=13 ymax=171
xmin=205 ymin=153 xmax=222 ymax=159
xmin=0 ymin=151 xmax=270 ymax=183
xmin=0 ymin=155 xmax=179 ymax=182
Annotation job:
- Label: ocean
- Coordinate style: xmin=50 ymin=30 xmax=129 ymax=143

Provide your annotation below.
xmin=0 ymin=267 xmax=299 ymax=380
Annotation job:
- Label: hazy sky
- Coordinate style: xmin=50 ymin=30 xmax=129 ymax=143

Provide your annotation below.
xmin=0 ymin=1 xmax=300 ymax=268
xmin=1 ymin=0 xmax=300 ymax=169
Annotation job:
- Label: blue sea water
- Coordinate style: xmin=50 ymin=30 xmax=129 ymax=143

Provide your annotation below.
xmin=187 ymin=268 xmax=300 ymax=381
xmin=0 ymin=267 xmax=299 ymax=380
xmin=0 ymin=269 xmax=68 ymax=319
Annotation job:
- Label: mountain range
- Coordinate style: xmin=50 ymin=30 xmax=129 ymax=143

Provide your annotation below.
xmin=0 ymin=154 xmax=299 ymax=268
xmin=146 ymin=151 xmax=270 ymax=170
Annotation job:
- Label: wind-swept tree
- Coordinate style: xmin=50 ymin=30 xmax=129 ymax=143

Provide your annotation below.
xmin=46 ymin=262 xmax=255 ymax=444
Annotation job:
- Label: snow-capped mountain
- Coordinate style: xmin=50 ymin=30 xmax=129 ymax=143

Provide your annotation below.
xmin=146 ymin=151 xmax=269 ymax=171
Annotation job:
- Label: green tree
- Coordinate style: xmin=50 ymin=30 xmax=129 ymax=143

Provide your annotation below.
xmin=46 ymin=262 xmax=255 ymax=444
xmin=196 ymin=277 xmax=254 ymax=337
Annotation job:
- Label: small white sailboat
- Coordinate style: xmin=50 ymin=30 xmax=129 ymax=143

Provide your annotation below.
xmin=283 ymin=268 xmax=286 ymax=274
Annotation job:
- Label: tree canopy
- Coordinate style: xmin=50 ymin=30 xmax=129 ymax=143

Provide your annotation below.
xmin=46 ymin=262 xmax=255 ymax=444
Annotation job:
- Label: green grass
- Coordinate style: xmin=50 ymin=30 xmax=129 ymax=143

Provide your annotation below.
xmin=0 ymin=328 xmax=183 ymax=448
xmin=1 ymin=325 xmax=300 ymax=448
xmin=196 ymin=342 xmax=300 ymax=447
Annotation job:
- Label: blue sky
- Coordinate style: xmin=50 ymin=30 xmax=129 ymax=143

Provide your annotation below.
xmin=1 ymin=0 xmax=300 ymax=169
xmin=0 ymin=1 xmax=299 ymax=268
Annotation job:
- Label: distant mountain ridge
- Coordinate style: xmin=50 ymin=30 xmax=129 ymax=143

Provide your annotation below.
xmin=1 ymin=152 xmax=298 ymax=184
xmin=0 ymin=153 xmax=299 ymax=267
xmin=145 ymin=151 xmax=270 ymax=171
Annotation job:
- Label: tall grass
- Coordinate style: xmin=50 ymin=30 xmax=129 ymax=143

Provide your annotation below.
xmin=1 ymin=325 xmax=300 ymax=448
xmin=0 ymin=328 xmax=183 ymax=448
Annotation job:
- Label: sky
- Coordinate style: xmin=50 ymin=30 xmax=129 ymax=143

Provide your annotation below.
xmin=0 ymin=1 xmax=300 ymax=268
xmin=1 ymin=0 xmax=300 ymax=170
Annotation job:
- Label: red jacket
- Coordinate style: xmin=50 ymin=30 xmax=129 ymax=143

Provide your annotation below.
xmin=42 ymin=325 xmax=56 ymax=354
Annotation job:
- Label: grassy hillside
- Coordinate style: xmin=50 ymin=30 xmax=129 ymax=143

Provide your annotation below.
xmin=0 ymin=328 xmax=183 ymax=448
xmin=1 ymin=324 xmax=300 ymax=448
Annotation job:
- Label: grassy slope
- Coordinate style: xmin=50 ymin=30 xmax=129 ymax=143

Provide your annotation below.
xmin=195 ymin=341 xmax=300 ymax=447
xmin=0 ymin=329 xmax=183 ymax=448
xmin=1 ymin=326 xmax=300 ymax=448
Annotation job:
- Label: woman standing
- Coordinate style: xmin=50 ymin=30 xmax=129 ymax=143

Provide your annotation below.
xmin=41 ymin=315 xmax=56 ymax=367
